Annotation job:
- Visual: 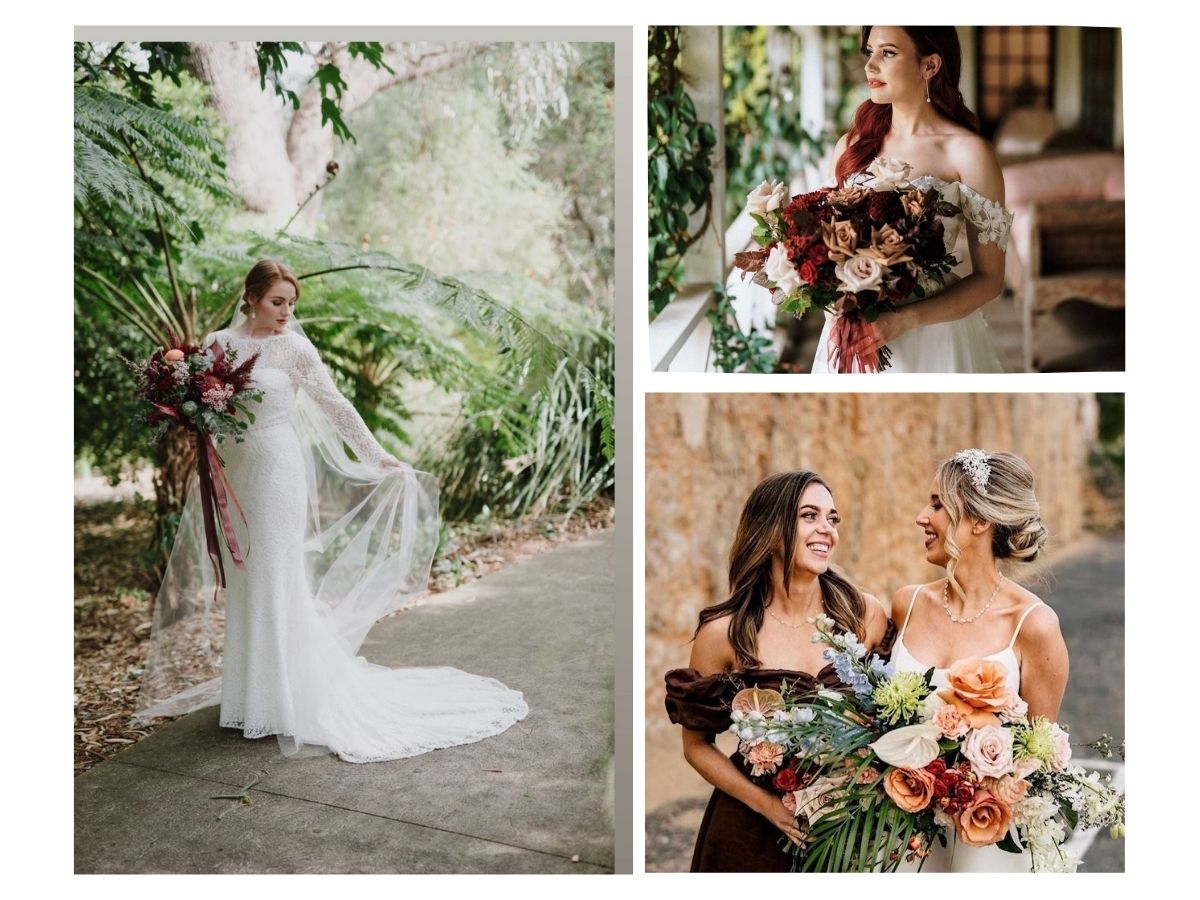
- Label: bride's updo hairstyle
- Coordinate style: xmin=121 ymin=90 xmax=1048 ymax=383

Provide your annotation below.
xmin=836 ymin=26 xmax=980 ymax=187
xmin=240 ymin=259 xmax=301 ymax=317
xmin=937 ymin=450 xmax=1048 ymax=599
xmin=695 ymin=470 xmax=868 ymax=669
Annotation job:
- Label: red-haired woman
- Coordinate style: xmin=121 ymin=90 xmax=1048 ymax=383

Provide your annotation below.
xmin=809 ymin=26 xmax=1012 ymax=374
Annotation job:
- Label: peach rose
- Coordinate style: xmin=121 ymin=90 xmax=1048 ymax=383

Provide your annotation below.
xmin=883 ymin=767 xmax=936 ymax=813
xmin=163 ymin=348 xmax=185 ymax=362
xmin=937 ymin=658 xmax=1013 ymax=728
xmin=860 ymin=224 xmax=913 ymax=266
xmin=955 ymin=790 xmax=1013 ymax=847
xmin=826 ymin=185 xmax=870 ymax=209
xmin=900 ymin=188 xmax=927 ymax=219
xmin=821 ymin=219 xmax=859 ymax=262
xmin=980 ymin=774 xmax=1029 ymax=806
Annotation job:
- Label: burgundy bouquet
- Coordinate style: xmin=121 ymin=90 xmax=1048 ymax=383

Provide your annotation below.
xmin=734 ymin=159 xmax=961 ymax=372
xmin=132 ymin=335 xmax=262 ymax=585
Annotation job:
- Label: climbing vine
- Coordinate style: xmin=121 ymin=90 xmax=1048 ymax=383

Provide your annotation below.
xmin=648 ymin=26 xmax=716 ymax=319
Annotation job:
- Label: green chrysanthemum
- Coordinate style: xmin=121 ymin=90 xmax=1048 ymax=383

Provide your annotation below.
xmin=871 ymin=671 xmax=929 ymax=725
xmin=1013 ymin=717 xmax=1056 ymax=768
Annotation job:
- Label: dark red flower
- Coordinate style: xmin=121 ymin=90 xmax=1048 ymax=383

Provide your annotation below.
xmin=773 ymin=765 xmax=801 ymax=793
xmin=799 ymin=260 xmax=820 ymax=285
xmin=956 ymin=782 xmax=975 ymax=802
xmin=933 ymin=778 xmax=950 ymax=800
xmin=925 ymin=758 xmax=947 ymax=778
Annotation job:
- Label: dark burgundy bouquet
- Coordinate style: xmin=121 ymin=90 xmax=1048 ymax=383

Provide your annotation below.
xmin=132 ymin=336 xmax=262 ymax=585
xmin=734 ymin=159 xmax=961 ymax=372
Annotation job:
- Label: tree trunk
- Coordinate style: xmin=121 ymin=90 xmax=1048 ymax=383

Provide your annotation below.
xmin=187 ymin=42 xmax=488 ymax=227
xmin=185 ymin=42 xmax=299 ymax=224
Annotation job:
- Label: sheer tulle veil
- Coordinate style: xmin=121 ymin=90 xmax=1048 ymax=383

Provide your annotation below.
xmin=134 ymin=308 xmax=441 ymax=736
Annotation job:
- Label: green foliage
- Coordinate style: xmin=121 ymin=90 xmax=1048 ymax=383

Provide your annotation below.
xmin=320 ymin=75 xmax=566 ymax=293
xmin=723 ymin=26 xmax=828 ymax=224
xmin=648 ymin=27 xmax=716 ymax=319
xmin=74 ymin=84 xmax=232 ymax=237
xmin=706 ymin=282 xmax=776 ymax=373
xmin=74 ymin=42 xmax=614 ymax=529
xmin=528 ymin=43 xmax=616 ymax=313
xmin=429 ymin=326 xmax=614 ymax=520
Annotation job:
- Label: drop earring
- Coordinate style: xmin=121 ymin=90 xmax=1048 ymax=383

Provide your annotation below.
xmin=925 ymin=77 xmax=931 ymax=103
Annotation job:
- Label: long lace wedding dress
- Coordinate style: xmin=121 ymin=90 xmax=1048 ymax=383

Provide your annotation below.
xmin=135 ymin=323 xmax=528 ymax=762
xmin=810 ymin=170 xmax=1012 ymax=373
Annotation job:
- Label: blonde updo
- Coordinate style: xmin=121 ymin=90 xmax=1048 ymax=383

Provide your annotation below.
xmin=240 ymin=259 xmax=300 ymax=317
xmin=936 ymin=450 xmax=1047 ymax=597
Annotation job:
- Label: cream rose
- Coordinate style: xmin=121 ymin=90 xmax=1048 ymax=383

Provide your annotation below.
xmin=870 ymin=722 xmax=942 ymax=769
xmin=764 ymin=244 xmax=803 ymax=293
xmin=962 ymin=725 xmax=1016 ymax=778
xmin=865 ymin=156 xmax=914 ymax=192
xmin=834 ymin=254 xmax=885 ymax=294
xmin=1049 ymin=723 xmax=1072 ymax=772
xmin=746 ymin=179 xmax=789 ymax=216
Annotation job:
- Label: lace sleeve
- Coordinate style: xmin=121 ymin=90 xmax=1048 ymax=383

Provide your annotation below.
xmin=290 ymin=336 xmax=391 ymax=468
xmin=957 ymin=183 xmax=1014 ymax=252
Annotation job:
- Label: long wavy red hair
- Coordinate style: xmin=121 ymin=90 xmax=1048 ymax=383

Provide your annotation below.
xmin=836 ymin=27 xmax=980 ymax=187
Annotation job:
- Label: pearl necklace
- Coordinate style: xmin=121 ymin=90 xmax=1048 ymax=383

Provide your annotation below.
xmin=942 ymin=573 xmax=1005 ymax=624
xmin=766 ymin=605 xmax=806 ymax=630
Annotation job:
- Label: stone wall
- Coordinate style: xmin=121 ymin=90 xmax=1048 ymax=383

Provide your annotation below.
xmin=645 ymin=392 xmax=1098 ymax=752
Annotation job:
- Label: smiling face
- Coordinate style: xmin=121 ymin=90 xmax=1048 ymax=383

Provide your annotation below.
xmin=915 ymin=475 xmax=981 ymax=568
xmin=249 ymin=278 xmax=298 ymax=332
xmin=790 ymin=482 xmax=840 ymax=576
xmin=863 ymin=26 xmax=938 ymax=105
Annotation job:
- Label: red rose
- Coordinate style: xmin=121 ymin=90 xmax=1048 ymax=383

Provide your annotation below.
xmin=773 ymin=765 xmax=801 ymax=793
xmin=956 ymin=782 xmax=975 ymax=802
xmin=925 ymin=759 xmax=947 ymax=778
xmin=799 ymin=260 xmax=820 ymax=284
xmin=806 ymin=241 xmax=829 ymax=265
xmin=933 ymin=778 xmax=950 ymax=800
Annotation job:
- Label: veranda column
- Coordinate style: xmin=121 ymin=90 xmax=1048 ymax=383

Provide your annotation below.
xmin=647 ymin=26 xmax=725 ymax=371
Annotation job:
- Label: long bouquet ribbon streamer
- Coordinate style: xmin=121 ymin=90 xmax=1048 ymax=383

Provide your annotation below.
xmin=195 ymin=431 xmax=249 ymax=587
xmin=828 ymin=314 xmax=886 ymax=374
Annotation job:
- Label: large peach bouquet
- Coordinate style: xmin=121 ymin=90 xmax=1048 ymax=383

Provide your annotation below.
xmin=728 ymin=614 xmax=1124 ymax=872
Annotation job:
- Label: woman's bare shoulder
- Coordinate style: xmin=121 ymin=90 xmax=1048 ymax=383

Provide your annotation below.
xmin=690 ymin=613 xmax=736 ymax=673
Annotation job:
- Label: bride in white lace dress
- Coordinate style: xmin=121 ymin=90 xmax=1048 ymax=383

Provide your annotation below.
xmin=729 ymin=26 xmax=1013 ymax=374
xmin=890 ymin=450 xmax=1069 ymax=871
xmin=135 ymin=260 xmax=528 ymax=762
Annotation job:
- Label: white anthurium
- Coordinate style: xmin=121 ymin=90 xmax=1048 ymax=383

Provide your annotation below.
xmin=870 ymin=722 xmax=942 ymax=769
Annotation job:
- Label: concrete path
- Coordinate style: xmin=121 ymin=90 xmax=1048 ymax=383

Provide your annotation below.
xmin=646 ymin=533 xmax=1125 ymax=872
xmin=75 ymin=531 xmax=615 ymax=874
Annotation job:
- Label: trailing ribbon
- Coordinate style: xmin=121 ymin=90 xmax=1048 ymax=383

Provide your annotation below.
xmin=195 ymin=430 xmax=249 ymax=588
xmin=828 ymin=314 xmax=891 ymax=374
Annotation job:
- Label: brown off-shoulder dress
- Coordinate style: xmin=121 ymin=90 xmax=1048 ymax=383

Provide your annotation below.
xmin=664 ymin=621 xmax=896 ymax=872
